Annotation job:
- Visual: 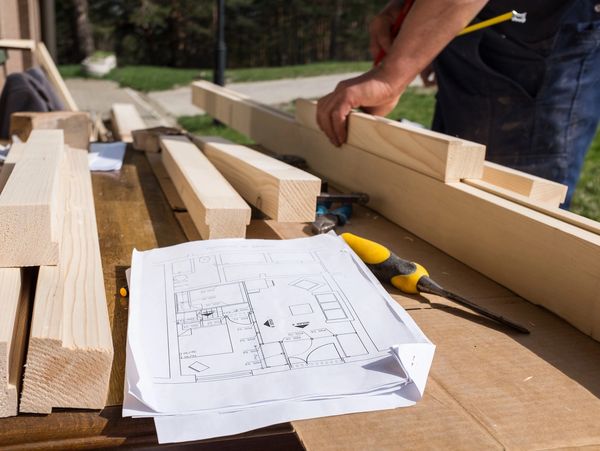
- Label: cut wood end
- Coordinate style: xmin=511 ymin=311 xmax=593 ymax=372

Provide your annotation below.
xmin=19 ymin=338 xmax=113 ymax=414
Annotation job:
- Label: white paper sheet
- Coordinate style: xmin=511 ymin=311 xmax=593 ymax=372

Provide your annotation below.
xmin=124 ymin=233 xmax=435 ymax=442
xmin=154 ymin=390 xmax=413 ymax=443
xmin=88 ymin=141 xmax=126 ymax=171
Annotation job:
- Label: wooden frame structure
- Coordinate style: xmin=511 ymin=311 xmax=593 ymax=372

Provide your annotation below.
xmin=192 ymin=81 xmax=600 ymax=341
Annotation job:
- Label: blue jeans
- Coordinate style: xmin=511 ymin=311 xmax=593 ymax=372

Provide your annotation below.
xmin=433 ymin=12 xmax=600 ymax=207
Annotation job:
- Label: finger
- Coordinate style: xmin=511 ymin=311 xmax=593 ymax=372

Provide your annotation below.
xmin=317 ymin=96 xmax=340 ymax=146
xmin=332 ymin=109 xmax=348 ymax=146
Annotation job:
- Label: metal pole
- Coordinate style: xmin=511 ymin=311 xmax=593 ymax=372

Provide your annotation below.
xmin=213 ymin=0 xmax=226 ymax=87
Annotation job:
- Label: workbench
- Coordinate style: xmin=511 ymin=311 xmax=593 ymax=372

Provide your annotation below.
xmin=1 ymin=149 xmax=599 ymax=449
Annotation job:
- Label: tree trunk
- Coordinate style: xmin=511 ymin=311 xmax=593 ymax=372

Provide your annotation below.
xmin=72 ymin=0 xmax=94 ymax=58
xmin=329 ymin=0 xmax=343 ymax=60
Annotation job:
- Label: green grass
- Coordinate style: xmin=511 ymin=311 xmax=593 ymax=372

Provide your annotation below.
xmin=571 ymin=128 xmax=600 ymax=221
xmin=177 ymin=115 xmax=254 ymax=145
xmin=58 ymin=61 xmax=371 ymax=92
xmin=226 ymin=61 xmax=372 ymax=83
xmin=387 ymin=87 xmax=437 ymax=127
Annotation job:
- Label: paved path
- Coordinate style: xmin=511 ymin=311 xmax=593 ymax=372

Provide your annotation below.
xmin=65 ymin=78 xmax=171 ymax=127
xmin=148 ymin=72 xmax=365 ymax=118
xmin=67 ymin=72 xmax=423 ymax=124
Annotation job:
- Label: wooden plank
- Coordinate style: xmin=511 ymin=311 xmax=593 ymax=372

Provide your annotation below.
xmin=160 ymin=135 xmax=251 ymax=239
xmin=0 ymin=269 xmax=22 ymax=417
xmin=132 ymin=126 xmax=183 ymax=153
xmin=0 ymin=38 xmax=35 ymax=50
xmin=110 ymin=103 xmax=146 ymax=143
xmin=0 ymin=130 xmax=63 ymax=267
xmin=480 ymin=161 xmax=568 ymax=207
xmin=294 ymin=98 xmax=485 ymax=183
xmin=0 ymin=268 xmax=33 ymax=418
xmin=145 ymin=152 xmax=187 ymax=211
xmin=174 ymin=211 xmax=202 ymax=241
xmin=10 ymin=111 xmax=92 ymax=150
xmin=464 ymin=177 xmax=600 ymax=235
xmin=20 ymin=147 xmax=113 ymax=413
xmin=295 ymin=98 xmax=566 ymax=206
xmin=196 ymin=135 xmax=320 ymax=222
xmin=33 ymin=42 xmax=78 ymax=111
xmin=0 ymin=141 xmax=26 ymax=193
xmin=191 ymin=81 xmax=600 ymax=341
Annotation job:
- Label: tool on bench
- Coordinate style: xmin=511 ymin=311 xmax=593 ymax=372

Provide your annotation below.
xmin=374 ymin=2 xmax=526 ymax=65
xmin=312 ymin=192 xmax=370 ymax=234
xmin=341 ymin=233 xmax=530 ymax=334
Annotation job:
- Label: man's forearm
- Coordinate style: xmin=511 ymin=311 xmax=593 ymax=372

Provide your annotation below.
xmin=377 ymin=0 xmax=488 ymax=94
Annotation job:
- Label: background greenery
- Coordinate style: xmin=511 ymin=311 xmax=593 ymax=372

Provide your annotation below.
xmin=57 ymin=0 xmax=378 ymax=68
xmin=58 ymin=61 xmax=373 ymax=92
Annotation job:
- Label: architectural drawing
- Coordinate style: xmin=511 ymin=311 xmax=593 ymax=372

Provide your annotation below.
xmin=159 ymin=248 xmax=390 ymax=384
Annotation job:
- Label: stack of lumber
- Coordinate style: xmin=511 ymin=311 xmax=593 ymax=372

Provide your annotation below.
xmin=0 ymin=129 xmax=112 ymax=417
xmin=110 ymin=103 xmax=321 ymax=239
xmin=191 ymin=80 xmax=600 ymax=342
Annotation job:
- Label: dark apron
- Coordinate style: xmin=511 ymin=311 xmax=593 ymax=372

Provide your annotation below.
xmin=432 ymin=2 xmax=600 ymax=206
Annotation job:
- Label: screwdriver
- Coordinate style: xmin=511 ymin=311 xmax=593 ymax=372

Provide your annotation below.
xmin=341 ymin=233 xmax=530 ymax=334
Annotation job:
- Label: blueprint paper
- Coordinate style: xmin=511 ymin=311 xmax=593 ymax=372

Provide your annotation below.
xmin=124 ymin=233 xmax=435 ymax=441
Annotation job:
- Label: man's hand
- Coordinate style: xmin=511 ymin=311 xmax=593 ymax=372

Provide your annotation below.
xmin=316 ymin=0 xmax=488 ymax=146
xmin=316 ymin=71 xmax=399 ymax=147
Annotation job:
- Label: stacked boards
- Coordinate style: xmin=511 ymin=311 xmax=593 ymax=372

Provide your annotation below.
xmin=191 ymin=81 xmax=600 ymax=342
xmin=0 ymin=130 xmax=112 ymax=417
xmin=110 ymin=102 xmax=321 ymax=240
xmin=159 ymin=135 xmax=320 ymax=238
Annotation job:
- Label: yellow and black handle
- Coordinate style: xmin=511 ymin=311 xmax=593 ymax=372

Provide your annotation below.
xmin=341 ymin=233 xmax=530 ymax=334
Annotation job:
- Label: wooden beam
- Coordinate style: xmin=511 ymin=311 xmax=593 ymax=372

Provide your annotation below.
xmin=132 ymin=126 xmax=183 ymax=153
xmin=110 ymin=103 xmax=146 ymax=143
xmin=0 ymin=142 xmax=26 ymax=193
xmin=294 ymin=98 xmax=486 ymax=183
xmin=192 ymin=81 xmax=600 ymax=341
xmin=463 ymin=178 xmax=600 ymax=235
xmin=196 ymin=136 xmax=320 ymax=222
xmin=160 ymin=135 xmax=251 ymax=239
xmin=0 ymin=39 xmax=35 ymax=50
xmin=0 ymin=268 xmax=34 ymax=418
xmin=0 ymin=269 xmax=22 ymax=417
xmin=19 ymin=147 xmax=113 ymax=414
xmin=10 ymin=111 xmax=92 ymax=150
xmin=33 ymin=42 xmax=78 ymax=111
xmin=0 ymin=130 xmax=63 ymax=267
xmin=145 ymin=152 xmax=187 ymax=211
xmin=479 ymin=161 xmax=568 ymax=207
xmin=174 ymin=211 xmax=202 ymax=241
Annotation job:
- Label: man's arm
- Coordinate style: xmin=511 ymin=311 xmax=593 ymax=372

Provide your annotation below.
xmin=317 ymin=0 xmax=489 ymax=146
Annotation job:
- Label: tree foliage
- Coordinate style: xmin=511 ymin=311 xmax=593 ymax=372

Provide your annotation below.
xmin=56 ymin=0 xmax=380 ymax=67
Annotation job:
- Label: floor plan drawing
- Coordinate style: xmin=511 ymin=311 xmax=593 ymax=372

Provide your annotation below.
xmin=126 ymin=235 xmax=435 ymax=429
xmin=161 ymin=248 xmax=389 ymax=384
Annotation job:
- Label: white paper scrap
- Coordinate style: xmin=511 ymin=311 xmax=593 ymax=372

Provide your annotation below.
xmin=88 ymin=141 xmax=126 ymax=171
xmin=124 ymin=233 xmax=435 ymax=442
